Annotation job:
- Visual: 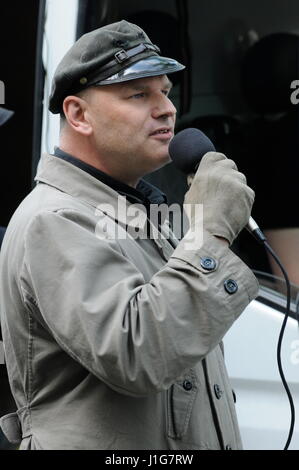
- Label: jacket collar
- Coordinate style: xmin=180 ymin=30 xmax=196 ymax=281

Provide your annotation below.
xmin=34 ymin=153 xmax=171 ymax=230
xmin=53 ymin=147 xmax=167 ymax=207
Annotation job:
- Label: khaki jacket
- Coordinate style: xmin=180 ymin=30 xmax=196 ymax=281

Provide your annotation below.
xmin=0 ymin=153 xmax=258 ymax=450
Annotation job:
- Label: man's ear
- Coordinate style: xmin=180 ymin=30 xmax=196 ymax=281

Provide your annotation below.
xmin=62 ymin=96 xmax=92 ymax=136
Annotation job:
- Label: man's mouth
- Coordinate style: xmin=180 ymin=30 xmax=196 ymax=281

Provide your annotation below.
xmin=150 ymin=127 xmax=173 ymax=138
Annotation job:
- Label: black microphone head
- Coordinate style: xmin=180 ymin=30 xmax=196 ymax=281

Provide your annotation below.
xmin=169 ymin=128 xmax=216 ymax=174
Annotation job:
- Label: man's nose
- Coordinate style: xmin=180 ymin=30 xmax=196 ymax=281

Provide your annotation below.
xmin=151 ymin=95 xmax=177 ymax=120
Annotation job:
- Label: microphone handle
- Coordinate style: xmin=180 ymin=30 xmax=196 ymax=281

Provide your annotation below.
xmin=246 ymin=217 xmax=267 ymax=243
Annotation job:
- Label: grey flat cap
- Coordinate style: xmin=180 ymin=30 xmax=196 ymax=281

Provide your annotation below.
xmin=49 ymin=20 xmax=185 ymax=114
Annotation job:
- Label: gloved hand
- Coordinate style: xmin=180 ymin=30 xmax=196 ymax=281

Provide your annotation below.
xmin=184 ymin=152 xmax=255 ymax=245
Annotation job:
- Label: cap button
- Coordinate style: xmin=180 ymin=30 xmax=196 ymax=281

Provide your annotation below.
xmin=79 ymin=77 xmax=88 ymax=85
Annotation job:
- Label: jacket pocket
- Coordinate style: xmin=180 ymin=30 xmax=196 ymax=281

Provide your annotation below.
xmin=166 ymin=369 xmax=198 ymax=439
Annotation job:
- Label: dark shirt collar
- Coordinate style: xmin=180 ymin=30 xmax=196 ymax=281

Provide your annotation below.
xmin=53 ymin=147 xmax=167 ymax=207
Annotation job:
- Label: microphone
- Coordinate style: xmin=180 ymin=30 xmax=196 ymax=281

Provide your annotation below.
xmin=169 ymin=127 xmax=266 ymax=243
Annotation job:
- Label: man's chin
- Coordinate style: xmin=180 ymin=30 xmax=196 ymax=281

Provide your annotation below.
xmin=147 ymin=155 xmax=171 ymax=175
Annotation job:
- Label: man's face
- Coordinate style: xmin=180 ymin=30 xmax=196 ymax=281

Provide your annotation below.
xmin=84 ymin=74 xmax=177 ymax=185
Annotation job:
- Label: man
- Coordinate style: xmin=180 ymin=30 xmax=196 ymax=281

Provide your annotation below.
xmin=0 ymin=21 xmax=258 ymax=450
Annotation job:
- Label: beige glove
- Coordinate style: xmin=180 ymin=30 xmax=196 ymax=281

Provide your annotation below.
xmin=184 ymin=152 xmax=255 ymax=245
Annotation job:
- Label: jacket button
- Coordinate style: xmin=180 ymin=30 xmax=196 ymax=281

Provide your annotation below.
xmin=183 ymin=380 xmax=193 ymax=391
xmin=214 ymin=384 xmax=223 ymax=399
xmin=224 ymin=279 xmax=238 ymax=294
xmin=200 ymin=257 xmax=216 ymax=271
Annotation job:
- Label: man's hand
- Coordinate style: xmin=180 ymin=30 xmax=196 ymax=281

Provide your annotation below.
xmin=184 ymin=152 xmax=255 ymax=245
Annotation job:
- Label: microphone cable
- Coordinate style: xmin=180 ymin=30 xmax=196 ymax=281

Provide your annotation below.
xmin=255 ymin=233 xmax=295 ymax=450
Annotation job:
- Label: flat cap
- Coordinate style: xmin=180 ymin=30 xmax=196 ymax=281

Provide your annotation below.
xmin=49 ymin=20 xmax=185 ymax=114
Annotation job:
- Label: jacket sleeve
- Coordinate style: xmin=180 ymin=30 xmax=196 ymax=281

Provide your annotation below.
xmin=21 ymin=209 xmax=259 ymax=397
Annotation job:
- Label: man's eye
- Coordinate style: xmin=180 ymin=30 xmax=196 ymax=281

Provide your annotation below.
xmin=130 ymin=93 xmax=146 ymax=99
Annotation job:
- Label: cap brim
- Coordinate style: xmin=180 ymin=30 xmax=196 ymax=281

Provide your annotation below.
xmin=0 ymin=107 xmax=14 ymax=126
xmin=94 ymin=56 xmax=185 ymax=85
